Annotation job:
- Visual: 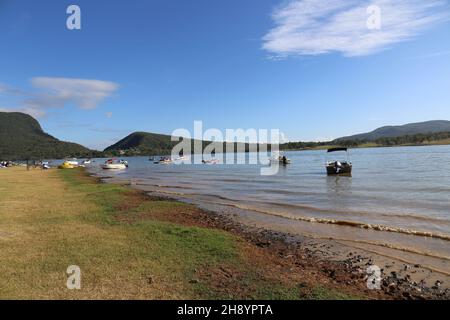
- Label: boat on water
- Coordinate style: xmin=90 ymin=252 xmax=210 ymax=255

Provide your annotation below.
xmin=65 ymin=159 xmax=79 ymax=166
xmin=58 ymin=161 xmax=76 ymax=169
xmin=82 ymin=159 xmax=91 ymax=165
xmin=270 ymin=152 xmax=291 ymax=165
xmin=154 ymin=157 xmax=173 ymax=164
xmin=101 ymin=159 xmax=129 ymax=170
xmin=174 ymin=155 xmax=190 ymax=162
xmin=202 ymin=159 xmax=219 ymax=165
xmin=326 ymin=147 xmax=352 ymax=176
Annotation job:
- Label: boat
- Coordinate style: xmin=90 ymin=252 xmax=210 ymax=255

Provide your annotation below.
xmin=174 ymin=155 xmax=190 ymax=161
xmin=326 ymin=147 xmax=352 ymax=176
xmin=82 ymin=159 xmax=91 ymax=165
xmin=154 ymin=157 xmax=172 ymax=164
xmin=0 ymin=161 xmax=13 ymax=168
xmin=65 ymin=159 xmax=79 ymax=166
xmin=202 ymin=159 xmax=219 ymax=165
xmin=58 ymin=161 xmax=75 ymax=169
xmin=101 ymin=159 xmax=129 ymax=170
xmin=160 ymin=158 xmax=173 ymax=164
xmin=270 ymin=152 xmax=291 ymax=165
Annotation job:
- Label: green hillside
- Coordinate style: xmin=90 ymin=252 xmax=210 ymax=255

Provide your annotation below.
xmin=0 ymin=112 xmax=98 ymax=160
xmin=104 ymin=131 xmax=267 ymax=156
xmin=335 ymin=120 xmax=450 ymax=142
xmin=104 ymin=131 xmax=182 ymax=155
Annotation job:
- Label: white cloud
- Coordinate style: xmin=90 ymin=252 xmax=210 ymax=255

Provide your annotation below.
xmin=0 ymin=77 xmax=119 ymax=118
xmin=263 ymin=0 xmax=450 ymax=57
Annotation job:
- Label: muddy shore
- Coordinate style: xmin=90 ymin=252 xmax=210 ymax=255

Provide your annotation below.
xmin=100 ymin=175 xmax=450 ymax=300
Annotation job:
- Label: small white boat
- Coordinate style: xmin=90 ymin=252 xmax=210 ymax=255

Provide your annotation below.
xmin=101 ymin=159 xmax=128 ymax=170
xmin=82 ymin=159 xmax=91 ymax=165
xmin=66 ymin=160 xmax=79 ymax=166
xmin=174 ymin=156 xmax=190 ymax=161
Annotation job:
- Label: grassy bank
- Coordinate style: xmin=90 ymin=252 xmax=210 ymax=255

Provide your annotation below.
xmin=0 ymin=167 xmax=358 ymax=300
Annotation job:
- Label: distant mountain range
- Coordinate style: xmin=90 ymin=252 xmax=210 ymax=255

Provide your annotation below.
xmin=0 ymin=112 xmax=99 ymax=160
xmin=335 ymin=120 xmax=450 ymax=142
xmin=107 ymin=120 xmax=450 ymax=154
xmin=1 ymin=112 xmax=450 ymax=160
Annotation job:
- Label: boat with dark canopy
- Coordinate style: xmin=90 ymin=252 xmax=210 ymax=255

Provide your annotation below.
xmin=326 ymin=147 xmax=352 ymax=176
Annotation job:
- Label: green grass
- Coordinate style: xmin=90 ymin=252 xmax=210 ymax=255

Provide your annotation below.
xmin=0 ymin=167 xmax=361 ymax=300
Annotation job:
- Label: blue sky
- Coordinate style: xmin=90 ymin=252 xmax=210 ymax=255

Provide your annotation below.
xmin=1 ymin=0 xmax=450 ymax=150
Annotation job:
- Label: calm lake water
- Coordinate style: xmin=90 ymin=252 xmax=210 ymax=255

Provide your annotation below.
xmin=85 ymin=145 xmax=450 ymax=274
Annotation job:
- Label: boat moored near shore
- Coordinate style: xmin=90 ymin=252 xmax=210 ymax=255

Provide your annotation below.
xmin=101 ymin=159 xmax=129 ymax=170
xmin=326 ymin=147 xmax=352 ymax=176
xmin=270 ymin=152 xmax=291 ymax=165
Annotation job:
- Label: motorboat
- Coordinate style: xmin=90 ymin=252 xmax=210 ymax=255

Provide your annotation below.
xmin=58 ymin=161 xmax=75 ymax=169
xmin=270 ymin=152 xmax=291 ymax=165
xmin=326 ymin=148 xmax=352 ymax=176
xmin=65 ymin=159 xmax=79 ymax=166
xmin=174 ymin=155 xmax=190 ymax=161
xmin=202 ymin=159 xmax=219 ymax=165
xmin=101 ymin=159 xmax=128 ymax=170
xmin=154 ymin=157 xmax=172 ymax=164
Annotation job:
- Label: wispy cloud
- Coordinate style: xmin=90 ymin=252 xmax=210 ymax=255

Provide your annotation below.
xmin=263 ymin=0 xmax=450 ymax=57
xmin=0 ymin=77 xmax=119 ymax=118
xmin=406 ymin=49 xmax=450 ymax=60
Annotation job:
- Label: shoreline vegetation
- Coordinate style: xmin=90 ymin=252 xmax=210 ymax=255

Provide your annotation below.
xmin=1 ymin=167 xmax=449 ymax=300
xmin=103 ymin=130 xmax=450 ymax=158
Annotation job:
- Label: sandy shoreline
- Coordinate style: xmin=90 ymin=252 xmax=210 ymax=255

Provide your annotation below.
xmin=96 ymin=173 xmax=450 ymax=300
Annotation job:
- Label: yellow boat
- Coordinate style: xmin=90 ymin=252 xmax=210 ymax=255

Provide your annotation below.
xmin=58 ymin=161 xmax=75 ymax=169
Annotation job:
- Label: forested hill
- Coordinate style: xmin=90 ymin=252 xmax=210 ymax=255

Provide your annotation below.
xmin=335 ymin=120 xmax=450 ymax=142
xmin=0 ymin=112 xmax=98 ymax=160
xmin=104 ymin=131 xmax=268 ymax=156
